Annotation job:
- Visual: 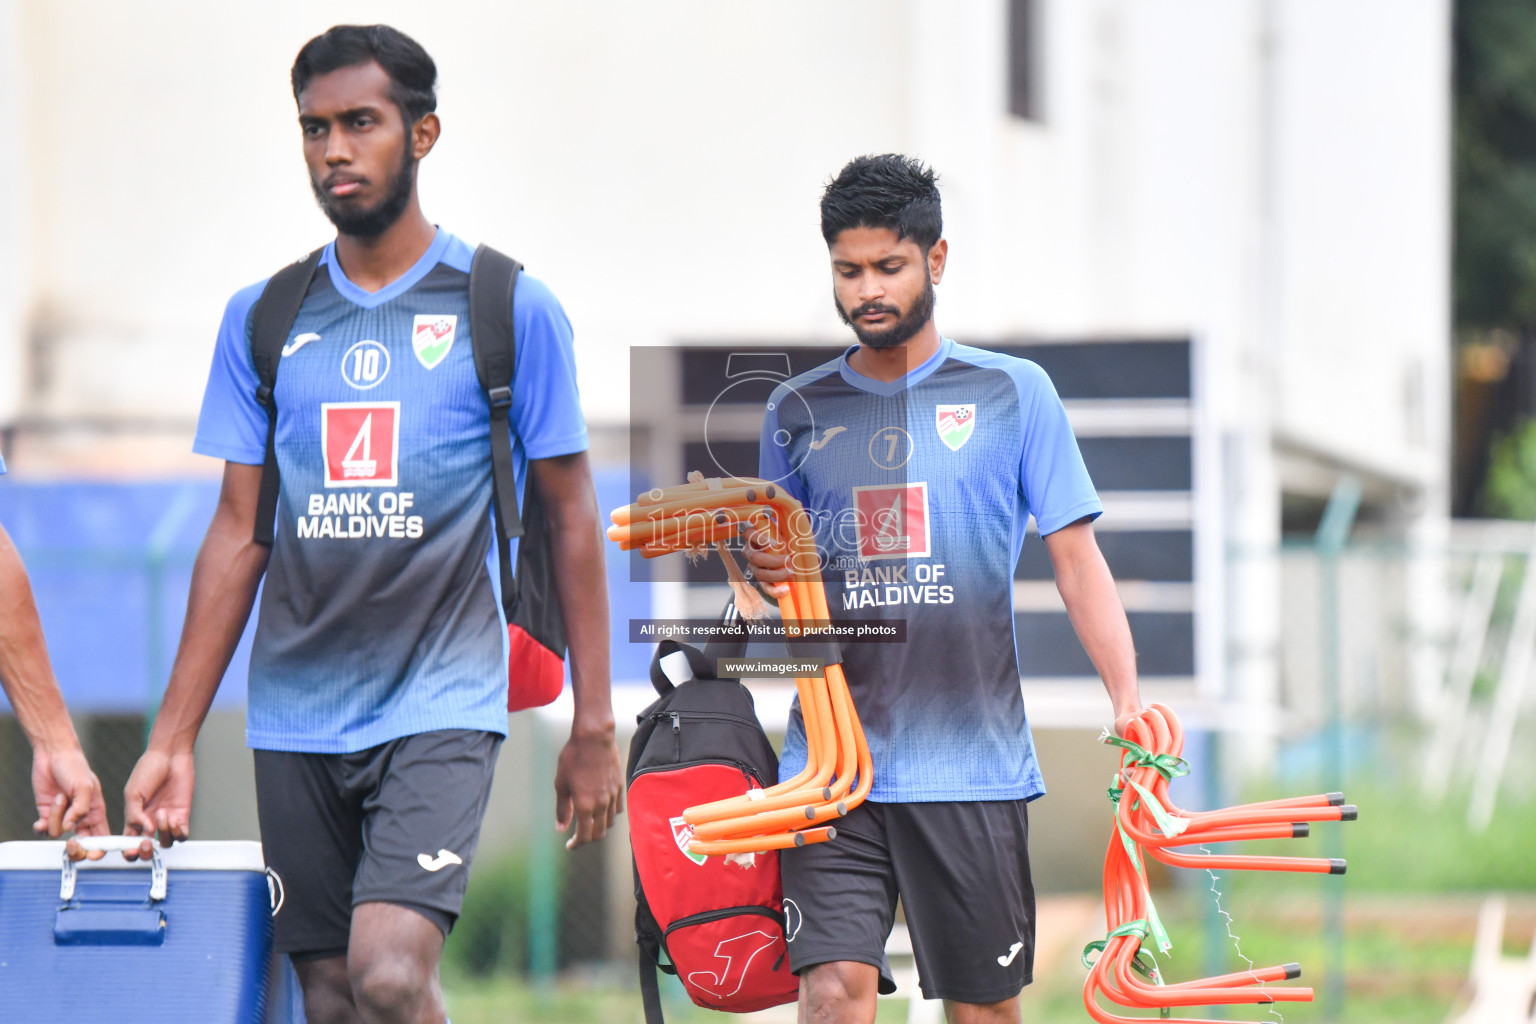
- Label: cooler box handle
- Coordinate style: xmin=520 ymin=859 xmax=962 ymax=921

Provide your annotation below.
xmin=54 ymin=908 xmax=167 ymax=946
xmin=59 ymin=837 xmax=167 ymax=902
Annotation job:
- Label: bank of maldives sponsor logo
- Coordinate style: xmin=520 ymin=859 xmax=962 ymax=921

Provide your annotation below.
xmin=936 ymin=403 xmax=976 ymax=451
xmin=322 ymin=402 xmax=400 ymax=487
xmin=851 ymin=482 xmax=931 ymax=560
xmin=413 ymin=314 xmax=457 ymax=369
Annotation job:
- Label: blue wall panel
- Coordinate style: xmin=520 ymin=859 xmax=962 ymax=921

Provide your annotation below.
xmin=0 ymin=468 xmax=649 ymax=714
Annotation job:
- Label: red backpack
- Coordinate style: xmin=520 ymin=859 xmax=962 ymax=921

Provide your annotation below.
xmin=628 ymin=638 xmax=798 ymax=1021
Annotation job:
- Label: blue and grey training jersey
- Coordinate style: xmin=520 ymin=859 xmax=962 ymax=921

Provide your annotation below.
xmin=195 ymin=229 xmax=588 ymax=753
xmin=760 ymin=338 xmax=1101 ymax=802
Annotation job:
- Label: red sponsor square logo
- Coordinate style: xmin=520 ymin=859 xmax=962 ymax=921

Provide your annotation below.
xmin=852 ymin=482 xmax=930 ymax=560
xmin=321 ymin=402 xmax=400 ymax=487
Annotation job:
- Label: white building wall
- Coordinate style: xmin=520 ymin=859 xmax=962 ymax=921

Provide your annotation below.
xmin=3 ymin=1 xmax=1449 ymax=728
xmin=18 ymin=0 xmax=916 ymax=433
xmin=10 ymin=1 xmax=1448 ymax=455
xmin=0 ymin=0 xmax=27 ymax=426
xmin=1270 ymin=0 xmax=1450 ymax=484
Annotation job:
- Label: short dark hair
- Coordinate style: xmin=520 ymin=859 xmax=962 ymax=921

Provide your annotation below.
xmin=820 ymin=154 xmax=943 ymax=250
xmin=291 ymin=25 xmax=438 ymax=124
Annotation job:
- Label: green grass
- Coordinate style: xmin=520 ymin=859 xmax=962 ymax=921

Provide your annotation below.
xmin=442 ymin=890 xmax=1490 ymax=1024
xmin=441 ymin=901 xmax=1482 ymax=1024
xmin=1029 ymin=891 xmax=1485 ymax=1024
xmin=440 ymin=770 xmax=1530 ymax=1022
xmin=1216 ymin=778 xmax=1536 ymax=895
xmin=442 ymin=850 xmax=531 ymax=979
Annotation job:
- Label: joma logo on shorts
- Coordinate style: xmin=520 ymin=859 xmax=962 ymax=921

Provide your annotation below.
xmin=417 ymin=849 xmax=462 ymax=872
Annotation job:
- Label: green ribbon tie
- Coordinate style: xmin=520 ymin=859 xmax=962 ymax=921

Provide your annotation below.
xmin=1127 ymin=777 xmax=1190 ymax=838
xmin=1114 ymin=820 xmax=1174 ymax=953
xmin=1102 ymin=735 xmax=1190 ymax=780
xmin=1081 ymin=920 xmax=1165 ymax=983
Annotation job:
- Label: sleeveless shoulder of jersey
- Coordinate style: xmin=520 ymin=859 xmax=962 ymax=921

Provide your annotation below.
xmin=192 ymin=276 xmax=274 ymax=466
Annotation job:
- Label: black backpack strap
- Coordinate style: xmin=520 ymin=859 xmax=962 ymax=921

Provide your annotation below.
xmin=639 ymin=946 xmax=666 ymax=1024
xmin=249 ymin=247 xmax=324 ymax=545
xmin=635 ymin=896 xmax=671 ymax=1024
xmin=468 ymin=244 xmax=525 ymax=620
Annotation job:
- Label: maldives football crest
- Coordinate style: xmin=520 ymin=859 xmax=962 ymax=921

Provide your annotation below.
xmin=412 ymin=314 xmax=457 ymax=370
xmin=670 ymin=816 xmax=708 ymax=866
xmin=935 ymin=404 xmax=976 ymax=451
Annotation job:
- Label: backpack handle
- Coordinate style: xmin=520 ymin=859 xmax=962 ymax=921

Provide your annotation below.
xmin=648 ymin=640 xmax=716 ymax=696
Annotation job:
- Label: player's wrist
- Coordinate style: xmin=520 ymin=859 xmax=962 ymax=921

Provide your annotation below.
xmin=569 ymin=715 xmax=616 ymax=742
xmin=143 ymin=733 xmax=197 ymax=759
xmin=24 ymin=717 xmax=82 ymax=757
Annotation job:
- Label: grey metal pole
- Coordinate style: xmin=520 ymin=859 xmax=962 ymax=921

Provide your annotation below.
xmin=1198 ymin=726 xmax=1229 ymax=1021
xmin=1315 ymin=475 xmax=1360 ymax=1022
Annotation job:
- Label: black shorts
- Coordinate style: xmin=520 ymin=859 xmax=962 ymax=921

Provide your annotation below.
xmin=254 ymin=729 xmax=502 ymax=959
xmin=781 ymin=799 xmax=1036 ymax=1004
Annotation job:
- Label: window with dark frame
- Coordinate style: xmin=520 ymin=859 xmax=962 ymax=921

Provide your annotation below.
xmin=1008 ymin=0 xmax=1040 ymax=121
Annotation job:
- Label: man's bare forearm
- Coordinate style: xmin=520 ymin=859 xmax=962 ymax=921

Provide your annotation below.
xmin=0 ymin=525 xmax=79 ymax=753
xmin=534 ymin=452 xmax=614 ymax=737
xmin=1046 ymin=522 xmax=1141 ymax=721
xmin=147 ymin=464 xmax=269 ymax=754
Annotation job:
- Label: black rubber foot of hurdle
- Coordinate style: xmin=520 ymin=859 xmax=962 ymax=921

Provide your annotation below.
xmin=1339 ymin=804 xmax=1358 ymax=821
xmin=1291 ymin=823 xmax=1310 ymax=838
xmin=1329 ymin=858 xmax=1347 ymax=875
xmin=1283 ymin=963 xmax=1302 ymax=980
xmin=1327 ymin=791 xmax=1345 ymax=805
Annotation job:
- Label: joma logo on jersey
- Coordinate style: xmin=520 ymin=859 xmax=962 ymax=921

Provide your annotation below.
xmin=321 ymin=402 xmax=400 ymax=488
xmin=851 ymin=482 xmax=931 ymax=560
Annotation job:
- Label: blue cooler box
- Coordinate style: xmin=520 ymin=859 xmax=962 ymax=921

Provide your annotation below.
xmin=0 ymin=838 xmax=274 ymax=1022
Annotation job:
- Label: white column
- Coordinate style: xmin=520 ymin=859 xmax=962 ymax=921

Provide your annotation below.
xmin=1225 ymin=0 xmax=1283 ymax=775
xmin=0 ymin=0 xmax=28 ymax=428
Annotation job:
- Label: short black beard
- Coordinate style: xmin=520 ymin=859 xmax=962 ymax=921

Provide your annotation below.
xmin=836 ymin=276 xmax=936 ymax=350
xmin=310 ymin=143 xmax=417 ymax=239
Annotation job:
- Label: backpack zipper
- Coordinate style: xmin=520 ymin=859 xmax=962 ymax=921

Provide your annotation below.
xmin=630 ymin=758 xmax=765 ymax=787
xmin=663 ymin=905 xmax=788 ymax=941
xmin=663 ymin=904 xmax=790 ymax=973
xmin=647 ymin=710 xmax=762 ymax=727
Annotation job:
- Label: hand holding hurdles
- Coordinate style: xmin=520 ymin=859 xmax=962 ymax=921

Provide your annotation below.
xmin=742 ymin=517 xmax=791 ymax=600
